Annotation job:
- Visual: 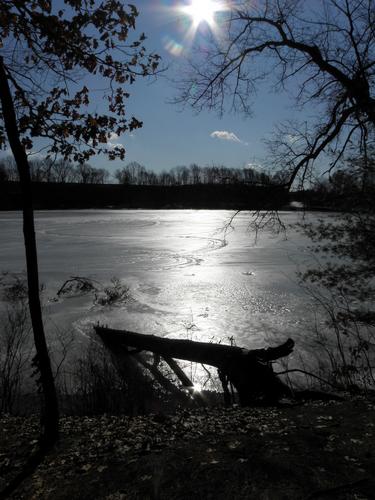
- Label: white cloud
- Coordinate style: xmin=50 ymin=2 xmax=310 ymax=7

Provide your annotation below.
xmin=210 ymin=130 xmax=247 ymax=145
xmin=107 ymin=132 xmax=123 ymax=149
xmin=107 ymin=131 xmax=135 ymax=147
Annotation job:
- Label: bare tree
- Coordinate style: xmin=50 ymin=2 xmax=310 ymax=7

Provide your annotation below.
xmin=50 ymin=159 xmax=76 ymax=183
xmin=0 ymin=156 xmax=18 ymax=181
xmin=176 ymin=0 xmax=375 ymax=186
xmin=75 ymin=162 xmax=96 ymax=184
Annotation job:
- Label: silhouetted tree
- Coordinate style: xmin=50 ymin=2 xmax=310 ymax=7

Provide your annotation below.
xmin=0 ymin=1 xmax=159 ymax=494
xmin=176 ymin=0 xmax=375 ymax=187
xmin=175 ymin=0 xmax=375 ymax=387
xmin=115 ymin=161 xmax=149 ymax=185
xmin=50 ymin=159 xmax=76 ymax=183
xmin=292 ymin=145 xmax=375 ymax=390
xmin=75 ymin=163 xmax=101 ymax=184
xmin=115 ymin=166 xmax=132 ymax=185
xmin=0 ymin=156 xmax=18 ymax=181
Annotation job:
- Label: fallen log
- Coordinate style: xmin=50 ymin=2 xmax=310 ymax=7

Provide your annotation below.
xmin=95 ymin=326 xmax=295 ymax=405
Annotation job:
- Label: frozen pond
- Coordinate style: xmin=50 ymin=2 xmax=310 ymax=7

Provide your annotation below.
xmin=0 ymin=210 xmax=324 ymax=357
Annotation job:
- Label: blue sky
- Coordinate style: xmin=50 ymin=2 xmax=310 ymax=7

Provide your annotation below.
xmin=88 ymin=0 xmax=307 ymax=177
xmin=2 ymin=0 xmax=317 ymax=177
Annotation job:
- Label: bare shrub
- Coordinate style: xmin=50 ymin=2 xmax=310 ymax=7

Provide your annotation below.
xmin=301 ymin=284 xmax=375 ymax=392
xmin=49 ymin=327 xmax=75 ymax=397
xmin=1 ymin=271 xmax=45 ymax=303
xmin=68 ymin=340 xmax=159 ymax=415
xmin=95 ymin=277 xmax=130 ymax=306
xmin=0 ymin=300 xmax=32 ymax=413
xmin=3 ymin=275 xmax=28 ymax=302
xmin=71 ymin=343 xmax=127 ymax=414
xmin=55 ymin=275 xmax=131 ymax=306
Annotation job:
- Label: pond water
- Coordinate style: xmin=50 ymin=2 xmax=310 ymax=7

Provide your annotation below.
xmin=0 ymin=209 xmax=328 ymax=365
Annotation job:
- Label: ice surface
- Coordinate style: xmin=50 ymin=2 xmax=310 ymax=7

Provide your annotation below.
xmin=0 ymin=210 xmax=325 ymax=357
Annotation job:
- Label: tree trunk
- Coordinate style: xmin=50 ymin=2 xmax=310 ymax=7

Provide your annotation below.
xmin=95 ymin=326 xmax=294 ymax=405
xmin=0 ymin=57 xmax=58 ymax=446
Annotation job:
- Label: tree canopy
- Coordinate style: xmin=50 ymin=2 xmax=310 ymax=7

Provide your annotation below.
xmin=0 ymin=0 xmax=160 ymax=162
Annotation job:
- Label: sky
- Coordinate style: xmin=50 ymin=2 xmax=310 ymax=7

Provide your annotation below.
xmin=2 ymin=0 xmax=318 ymax=178
xmin=87 ymin=0 xmax=307 ymax=177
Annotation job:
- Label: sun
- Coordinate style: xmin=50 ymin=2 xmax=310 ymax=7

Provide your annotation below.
xmin=164 ymin=0 xmax=229 ymax=55
xmin=182 ymin=0 xmax=220 ymax=27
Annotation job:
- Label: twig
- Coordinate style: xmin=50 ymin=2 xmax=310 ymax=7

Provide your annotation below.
xmin=275 ymin=368 xmax=339 ymax=389
xmin=57 ymin=276 xmax=99 ymax=296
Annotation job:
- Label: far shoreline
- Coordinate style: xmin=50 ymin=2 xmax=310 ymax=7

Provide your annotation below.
xmin=0 ymin=180 xmax=341 ymax=212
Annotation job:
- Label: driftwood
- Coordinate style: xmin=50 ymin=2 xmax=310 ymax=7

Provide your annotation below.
xmin=95 ymin=326 xmax=295 ymax=405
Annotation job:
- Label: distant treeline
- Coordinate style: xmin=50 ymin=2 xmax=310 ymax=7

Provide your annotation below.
xmin=2 ymin=155 xmax=372 ymax=211
xmin=0 ymin=156 xmax=110 ymax=184
xmin=0 ymin=181 xmax=289 ymax=211
xmin=0 ymin=157 xmax=280 ymax=186
xmin=113 ymin=162 xmax=276 ymax=186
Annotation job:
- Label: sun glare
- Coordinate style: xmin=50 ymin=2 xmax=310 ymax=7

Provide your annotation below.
xmin=183 ymin=0 xmax=219 ymax=27
xmin=163 ymin=1 xmax=229 ymax=57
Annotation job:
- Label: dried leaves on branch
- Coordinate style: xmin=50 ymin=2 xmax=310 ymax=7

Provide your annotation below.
xmin=0 ymin=0 xmax=160 ymax=162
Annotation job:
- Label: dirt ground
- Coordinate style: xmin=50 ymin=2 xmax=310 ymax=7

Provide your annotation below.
xmin=1 ymin=397 xmax=375 ymax=499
